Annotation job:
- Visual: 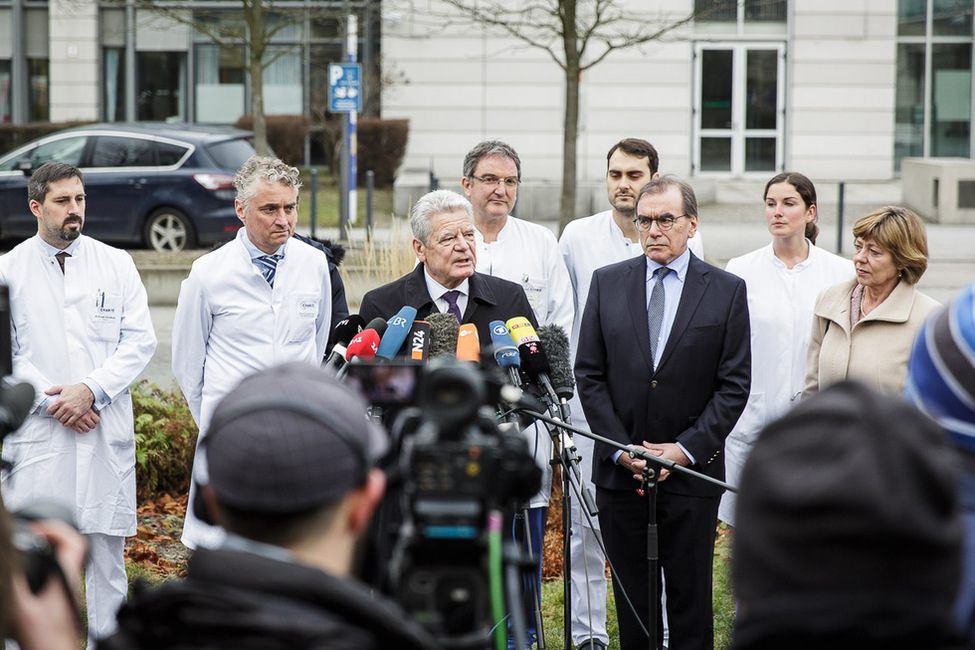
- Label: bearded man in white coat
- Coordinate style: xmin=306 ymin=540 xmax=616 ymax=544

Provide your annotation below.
xmin=0 ymin=162 xmax=157 ymax=647
xmin=172 ymin=155 xmax=332 ymax=551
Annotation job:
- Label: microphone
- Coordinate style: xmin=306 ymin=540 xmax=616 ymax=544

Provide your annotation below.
xmin=537 ymin=324 xmax=575 ymax=416
xmin=456 ymin=323 xmax=480 ymax=363
xmin=337 ymin=317 xmax=388 ymax=379
xmin=406 ymin=320 xmax=431 ymax=363
xmin=490 ymin=320 xmax=522 ymax=387
xmin=376 ymin=306 xmax=418 ymax=361
xmin=504 ymin=317 xmax=556 ymax=404
xmin=427 ymin=312 xmax=460 ymax=359
xmin=0 ymin=382 xmax=36 ymax=439
xmin=323 ymin=315 xmax=366 ymax=374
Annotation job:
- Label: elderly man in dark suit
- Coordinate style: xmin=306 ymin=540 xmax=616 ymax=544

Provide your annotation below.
xmin=359 ymin=189 xmax=537 ymax=346
xmin=575 ymin=176 xmax=750 ymax=650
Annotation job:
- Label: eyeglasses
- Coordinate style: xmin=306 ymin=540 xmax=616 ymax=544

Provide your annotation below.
xmin=471 ymin=175 xmax=521 ymax=189
xmin=633 ymin=214 xmax=689 ymax=232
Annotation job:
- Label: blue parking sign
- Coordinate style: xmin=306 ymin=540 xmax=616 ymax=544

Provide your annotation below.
xmin=328 ymin=63 xmax=362 ymax=113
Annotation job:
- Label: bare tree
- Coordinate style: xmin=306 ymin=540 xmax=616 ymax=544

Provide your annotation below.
xmin=115 ymin=1 xmax=370 ymax=155
xmin=415 ymin=0 xmax=715 ymax=232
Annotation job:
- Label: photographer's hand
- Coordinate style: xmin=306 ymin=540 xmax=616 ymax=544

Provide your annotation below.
xmin=11 ymin=519 xmax=88 ymax=650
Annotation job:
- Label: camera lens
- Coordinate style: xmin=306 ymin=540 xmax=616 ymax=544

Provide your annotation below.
xmin=417 ymin=360 xmax=486 ymax=435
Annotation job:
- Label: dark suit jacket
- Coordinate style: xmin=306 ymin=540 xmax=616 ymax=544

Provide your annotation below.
xmin=359 ymin=265 xmax=539 ymax=356
xmin=575 ymin=252 xmax=750 ymax=497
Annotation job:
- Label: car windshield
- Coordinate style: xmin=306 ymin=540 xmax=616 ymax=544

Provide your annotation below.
xmin=205 ymin=138 xmax=256 ymax=171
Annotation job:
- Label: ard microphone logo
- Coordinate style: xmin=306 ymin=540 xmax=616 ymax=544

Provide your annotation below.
xmin=492 ymin=323 xmax=508 ymax=337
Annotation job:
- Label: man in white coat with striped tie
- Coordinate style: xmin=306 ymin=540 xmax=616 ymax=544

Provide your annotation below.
xmin=172 ymin=155 xmax=332 ymax=550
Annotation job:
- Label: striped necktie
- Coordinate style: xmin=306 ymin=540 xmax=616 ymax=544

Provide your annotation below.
xmin=256 ymin=254 xmax=281 ymax=287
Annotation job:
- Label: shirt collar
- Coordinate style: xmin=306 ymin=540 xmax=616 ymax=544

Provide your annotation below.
xmin=645 ymin=246 xmax=691 ymax=283
xmin=241 ymin=229 xmax=287 ymax=261
xmin=37 ymin=235 xmax=81 ymax=259
xmin=423 ymin=268 xmax=470 ymax=302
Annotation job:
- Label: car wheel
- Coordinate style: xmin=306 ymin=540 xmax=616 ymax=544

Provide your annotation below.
xmin=144 ymin=208 xmax=197 ymax=252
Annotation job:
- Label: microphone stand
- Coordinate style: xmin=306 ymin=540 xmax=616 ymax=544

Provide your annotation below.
xmin=531 ymin=394 xmax=598 ymax=650
xmin=511 ymin=406 xmax=736 ymax=650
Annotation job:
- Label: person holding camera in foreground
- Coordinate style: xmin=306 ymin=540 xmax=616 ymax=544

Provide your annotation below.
xmin=100 ymin=362 xmax=439 ymax=650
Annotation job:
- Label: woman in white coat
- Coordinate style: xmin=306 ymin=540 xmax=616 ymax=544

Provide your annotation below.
xmin=718 ymin=172 xmax=853 ymax=526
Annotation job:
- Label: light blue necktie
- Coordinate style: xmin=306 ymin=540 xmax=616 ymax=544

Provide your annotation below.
xmin=256 ymin=254 xmax=281 ymax=287
xmin=647 ymin=267 xmax=671 ymax=369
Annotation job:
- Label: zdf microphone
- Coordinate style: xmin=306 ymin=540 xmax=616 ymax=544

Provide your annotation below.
xmin=456 ymin=323 xmax=480 ymax=363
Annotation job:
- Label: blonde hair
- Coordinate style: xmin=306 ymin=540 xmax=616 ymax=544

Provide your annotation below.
xmin=852 ymin=206 xmax=928 ymax=284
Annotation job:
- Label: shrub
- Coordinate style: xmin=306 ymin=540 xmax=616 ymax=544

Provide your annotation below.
xmin=0 ymin=121 xmax=96 ymax=157
xmin=357 ymin=118 xmax=409 ymax=187
xmin=131 ymin=381 xmax=198 ymax=504
xmin=233 ymin=114 xmax=311 ymax=167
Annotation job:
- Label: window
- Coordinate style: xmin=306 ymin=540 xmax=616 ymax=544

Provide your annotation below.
xmin=138 ymin=52 xmax=186 ymax=122
xmin=895 ymin=0 xmax=974 ymax=170
xmin=0 ymin=136 xmax=89 ymax=171
xmin=104 ymin=48 xmax=125 ymax=122
xmin=89 ymin=136 xmax=157 ymax=167
xmin=695 ymin=0 xmax=787 ymax=24
xmin=156 ymin=141 xmax=189 ymax=167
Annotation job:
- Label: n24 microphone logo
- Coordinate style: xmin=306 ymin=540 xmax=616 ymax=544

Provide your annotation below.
xmin=410 ymin=330 xmax=426 ymax=359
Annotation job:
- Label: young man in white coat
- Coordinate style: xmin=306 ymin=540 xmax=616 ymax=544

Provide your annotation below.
xmin=559 ymin=139 xmax=704 ymax=650
xmin=172 ymin=155 xmax=332 ymax=550
xmin=0 ymin=162 xmax=157 ymax=647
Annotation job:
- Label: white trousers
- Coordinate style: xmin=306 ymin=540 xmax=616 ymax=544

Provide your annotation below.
xmin=568 ymin=432 xmax=609 ymax=647
xmin=85 ymin=533 xmax=126 ymax=648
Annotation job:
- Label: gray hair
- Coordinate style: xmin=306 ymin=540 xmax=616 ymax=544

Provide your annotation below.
xmin=234 ymin=155 xmax=302 ymax=210
xmin=636 ymin=175 xmax=699 ymax=218
xmin=410 ymin=190 xmax=473 ymax=244
xmin=462 ymin=140 xmax=521 ymax=180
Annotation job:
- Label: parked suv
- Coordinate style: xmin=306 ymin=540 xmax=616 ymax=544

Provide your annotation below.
xmin=0 ymin=123 xmax=256 ymax=251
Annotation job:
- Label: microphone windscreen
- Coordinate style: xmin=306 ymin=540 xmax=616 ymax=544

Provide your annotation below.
xmin=537 ymin=324 xmax=574 ymax=400
xmin=365 ymin=317 xmax=389 ymax=339
xmin=490 ymin=320 xmax=520 ymax=370
xmin=427 ymin=312 xmax=460 ymax=358
xmin=377 ymin=306 xmax=418 ymax=360
xmin=456 ymin=323 xmax=480 ymax=363
xmin=506 ymin=316 xmax=539 ymax=346
xmin=518 ymin=339 xmax=552 ymax=378
xmin=332 ymin=314 xmax=366 ymax=347
xmin=346 ymin=329 xmax=381 ymax=361
xmin=406 ymin=320 xmax=431 ymax=363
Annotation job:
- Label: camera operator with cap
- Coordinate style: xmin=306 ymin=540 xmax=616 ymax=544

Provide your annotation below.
xmin=100 ymin=362 xmax=440 ymax=650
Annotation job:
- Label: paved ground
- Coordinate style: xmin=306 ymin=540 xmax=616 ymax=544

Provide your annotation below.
xmin=139 ymin=196 xmax=975 ymax=387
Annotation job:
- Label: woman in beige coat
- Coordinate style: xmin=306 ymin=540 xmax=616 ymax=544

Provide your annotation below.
xmin=804 ymin=206 xmax=940 ymax=398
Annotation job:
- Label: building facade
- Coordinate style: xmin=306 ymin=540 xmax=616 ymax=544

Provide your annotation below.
xmin=381 ymin=0 xmax=975 ymax=213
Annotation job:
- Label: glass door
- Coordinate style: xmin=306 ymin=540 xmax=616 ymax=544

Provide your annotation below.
xmin=694 ymin=43 xmax=785 ymax=176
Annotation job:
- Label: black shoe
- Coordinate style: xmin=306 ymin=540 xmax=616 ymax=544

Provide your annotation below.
xmin=576 ymin=640 xmax=608 ymax=650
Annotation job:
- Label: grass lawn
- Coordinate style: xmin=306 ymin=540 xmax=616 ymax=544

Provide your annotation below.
xmin=295 ymin=170 xmax=396 ymax=230
xmin=537 ymin=523 xmax=734 ymax=649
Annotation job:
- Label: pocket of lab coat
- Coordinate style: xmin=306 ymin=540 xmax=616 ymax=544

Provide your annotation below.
xmin=287 ymin=293 xmax=320 ymax=343
xmin=89 ymin=291 xmax=123 ymax=342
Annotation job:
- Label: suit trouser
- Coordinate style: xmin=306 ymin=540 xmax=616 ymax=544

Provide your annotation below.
xmin=569 ymin=433 xmax=609 ymax=647
xmin=597 ymin=487 xmax=718 ymax=650
xmin=85 ymin=533 xmax=126 ymax=648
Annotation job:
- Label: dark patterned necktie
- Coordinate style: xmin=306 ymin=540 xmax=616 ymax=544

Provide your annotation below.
xmin=647 ymin=267 xmax=671 ymax=368
xmin=55 ymin=251 xmax=70 ymax=274
xmin=442 ymin=290 xmax=463 ymax=322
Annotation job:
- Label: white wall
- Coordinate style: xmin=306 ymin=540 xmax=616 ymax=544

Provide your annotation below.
xmin=49 ymin=0 xmax=100 ymax=122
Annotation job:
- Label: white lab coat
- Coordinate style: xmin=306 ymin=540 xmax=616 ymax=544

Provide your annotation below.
xmin=719 ymin=241 xmax=854 ymax=525
xmin=475 ymin=215 xmax=574 ymax=508
xmin=172 ymin=229 xmax=331 ymax=547
xmin=0 ymin=235 xmax=156 ymax=536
